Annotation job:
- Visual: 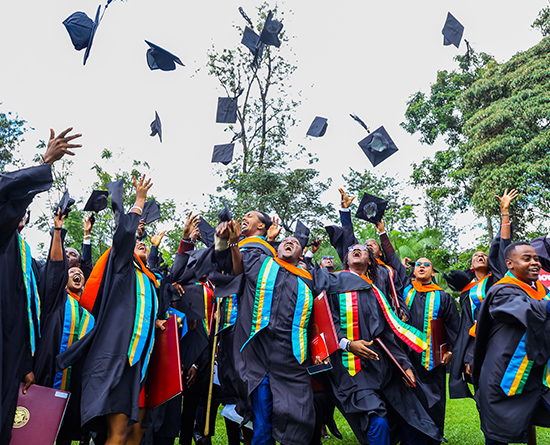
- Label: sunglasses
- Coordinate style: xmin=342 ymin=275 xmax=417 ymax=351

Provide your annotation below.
xmin=322 ymin=256 xmax=334 ymax=260
xmin=415 ymin=262 xmax=432 ymax=268
xmin=348 ymin=245 xmax=368 ymax=251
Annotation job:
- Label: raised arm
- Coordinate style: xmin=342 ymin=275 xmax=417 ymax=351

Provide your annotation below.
xmin=490 ymin=189 xmax=518 ymax=276
xmin=227 ymin=218 xmax=243 ymax=276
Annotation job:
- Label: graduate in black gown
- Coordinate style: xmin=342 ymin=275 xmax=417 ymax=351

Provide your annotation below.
xmin=0 ymin=126 xmax=81 ymax=444
xmin=314 ymin=243 xmax=442 ymax=445
xmin=473 ymin=242 xmax=550 ymax=445
xmin=57 ymin=175 xmax=162 ymax=445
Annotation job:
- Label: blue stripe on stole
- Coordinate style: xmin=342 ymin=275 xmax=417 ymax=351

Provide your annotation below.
xmin=18 ymin=235 xmax=40 ymax=353
xmin=500 ymin=333 xmax=531 ymax=396
xmin=167 ymin=306 xmax=188 ymax=338
xmin=140 ymin=276 xmax=158 ymax=381
xmin=78 ymin=309 xmax=95 ymax=339
xmin=404 ymin=284 xmax=415 ymax=308
xmin=216 ymin=294 xmax=239 ymax=335
xmin=425 ymin=291 xmax=441 ymax=370
xmin=129 ymin=270 xmax=154 ymax=368
xmin=53 ymin=296 xmax=79 ymax=389
xmin=291 ymin=278 xmax=313 ymax=364
xmin=469 ymin=278 xmax=487 ymax=323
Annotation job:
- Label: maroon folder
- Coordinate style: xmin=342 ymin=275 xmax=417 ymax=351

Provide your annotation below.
xmin=148 ymin=315 xmax=183 ymax=409
xmin=309 ymin=291 xmax=339 ymax=359
xmin=431 ymin=318 xmax=448 ymax=367
xmin=375 ymin=337 xmax=416 ymax=387
xmin=10 ymin=383 xmax=70 ymax=445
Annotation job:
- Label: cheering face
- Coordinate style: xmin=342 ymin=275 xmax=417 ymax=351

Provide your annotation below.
xmin=347 ymin=244 xmax=370 ymax=269
xmin=365 ymin=239 xmax=382 ymax=258
xmin=413 ymin=258 xmax=435 ymax=284
xmin=471 ymin=251 xmax=489 ymax=272
xmin=277 ymin=237 xmax=302 ymax=265
xmin=320 ymin=256 xmax=335 ymax=271
xmin=506 ymin=245 xmax=541 ymax=283
xmin=67 ymin=267 xmax=85 ymax=293
xmin=66 ymin=248 xmax=81 ymax=268
xmin=241 ymin=211 xmax=264 ymax=236
xmin=134 ymin=240 xmax=149 ymax=263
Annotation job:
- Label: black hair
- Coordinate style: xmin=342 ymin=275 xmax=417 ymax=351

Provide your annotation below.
xmin=257 ymin=211 xmax=272 ymax=234
xmin=504 ymin=241 xmax=532 ymax=260
xmin=343 ymin=245 xmax=378 ymax=282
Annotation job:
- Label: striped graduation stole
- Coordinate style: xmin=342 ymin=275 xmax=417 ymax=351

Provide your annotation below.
xmin=53 ymin=291 xmax=95 ymax=390
xmin=241 ymin=257 xmax=313 ymax=364
xmin=17 ymin=234 xmax=41 ymax=355
xmin=201 ymin=282 xmax=215 ymax=336
xmin=217 ymin=294 xmax=238 ymax=335
xmin=128 ymin=263 xmax=159 ymax=382
xmin=467 ymin=273 xmax=491 ymax=322
xmin=376 ymin=258 xmax=394 ymax=281
xmin=167 ymin=306 xmax=188 ymax=339
xmin=404 ymin=284 xmax=442 ymax=370
xmin=338 ymin=291 xmax=362 ymax=376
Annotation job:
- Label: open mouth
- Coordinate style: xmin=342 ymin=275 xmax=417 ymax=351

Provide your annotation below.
xmin=284 ymin=243 xmax=293 ymax=253
xmin=73 ymin=275 xmax=82 ymax=284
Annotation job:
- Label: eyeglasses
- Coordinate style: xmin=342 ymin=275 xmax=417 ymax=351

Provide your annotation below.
xmin=348 ymin=245 xmax=368 ymax=251
xmin=415 ymin=262 xmax=432 ymax=268
xmin=322 ymin=256 xmax=334 ymax=260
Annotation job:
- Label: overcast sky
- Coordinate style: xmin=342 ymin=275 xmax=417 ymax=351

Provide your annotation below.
xmin=0 ymin=0 xmax=547 ymax=253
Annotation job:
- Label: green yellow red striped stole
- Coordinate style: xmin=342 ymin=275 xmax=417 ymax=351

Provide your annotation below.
xmin=496 ymin=272 xmax=550 ymax=395
xmin=201 ymin=282 xmax=215 ymax=336
xmin=404 ymin=281 xmax=443 ymax=370
xmin=376 ymin=258 xmax=394 ymax=281
xmin=17 ymin=234 xmax=41 ymax=355
xmin=338 ymin=291 xmax=362 ymax=376
xmin=53 ymin=291 xmax=95 ymax=390
xmin=241 ymin=257 xmax=313 ymax=364
xmin=460 ymin=273 xmax=491 ymax=337
xmin=217 ymin=294 xmax=238 ymax=335
xmin=128 ymin=258 xmax=159 ymax=382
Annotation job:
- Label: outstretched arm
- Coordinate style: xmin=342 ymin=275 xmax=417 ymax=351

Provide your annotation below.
xmin=227 ymin=219 xmax=243 ymax=276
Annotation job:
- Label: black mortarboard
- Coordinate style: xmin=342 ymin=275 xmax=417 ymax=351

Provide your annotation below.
xmin=350 ymin=113 xmax=369 ymax=132
xmin=306 ymin=117 xmax=328 ymax=138
xmin=83 ymin=190 xmax=109 ymax=213
xmin=216 ymin=97 xmax=238 ymax=124
xmin=175 ymin=283 xmax=207 ymax=320
xmin=355 ymin=193 xmax=388 ymax=224
xmin=358 ymin=126 xmax=399 ymax=167
xmin=212 ymin=144 xmax=234 ymax=165
xmin=442 ymin=12 xmax=464 ymax=48
xmin=218 ymin=200 xmax=233 ymax=222
xmin=197 ymin=216 xmax=215 ymax=248
xmin=325 ymin=225 xmax=346 ymax=263
xmin=150 ymin=111 xmax=162 ymax=143
xmin=145 ymin=40 xmax=184 ymax=71
xmin=294 ymin=220 xmax=310 ymax=250
xmin=241 ymin=27 xmax=265 ymax=59
xmin=259 ymin=11 xmax=283 ymax=47
xmin=55 ymin=190 xmax=75 ymax=218
xmin=142 ymin=198 xmax=161 ymax=225
xmin=107 ymin=178 xmax=124 ymax=227
xmin=63 ymin=5 xmax=101 ymax=65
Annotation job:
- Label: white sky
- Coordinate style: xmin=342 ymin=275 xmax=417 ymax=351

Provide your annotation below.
xmin=0 ymin=0 xmax=547 ymax=253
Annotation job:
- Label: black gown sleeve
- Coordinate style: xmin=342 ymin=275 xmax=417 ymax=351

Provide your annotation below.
xmin=81 ymin=241 xmax=93 ymax=280
xmin=39 ymin=228 xmax=69 ymax=316
xmin=111 ymin=212 xmax=142 ymax=273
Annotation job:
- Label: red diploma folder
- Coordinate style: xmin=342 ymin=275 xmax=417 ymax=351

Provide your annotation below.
xmin=431 ymin=318 xmax=448 ymax=367
xmin=148 ymin=315 xmax=184 ymax=410
xmin=310 ymin=333 xmax=330 ymax=362
xmin=309 ymin=291 xmax=339 ymax=359
xmin=374 ymin=338 xmax=416 ymax=387
xmin=10 ymin=383 xmax=70 ymax=445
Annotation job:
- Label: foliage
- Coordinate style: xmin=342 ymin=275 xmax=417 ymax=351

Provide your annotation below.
xmin=532 ymin=3 xmax=550 ymax=37
xmin=0 ymin=109 xmax=28 ymax=173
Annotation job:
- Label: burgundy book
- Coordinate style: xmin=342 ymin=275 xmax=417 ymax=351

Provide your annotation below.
xmin=431 ymin=318 xmax=448 ymax=367
xmin=374 ymin=337 xmax=416 ymax=387
xmin=10 ymin=383 xmax=70 ymax=445
xmin=309 ymin=291 xmax=339 ymax=358
xmin=148 ymin=315 xmax=183 ymax=410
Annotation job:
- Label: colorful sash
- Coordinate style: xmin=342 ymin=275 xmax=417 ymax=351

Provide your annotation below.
xmin=18 ymin=234 xmax=41 ymax=355
xmin=202 ymin=282 xmax=215 ymax=336
xmin=338 ymin=291 xmax=362 ymax=376
xmin=217 ymin=294 xmax=238 ymax=335
xmin=128 ymin=259 xmax=159 ymax=381
xmin=53 ymin=291 xmax=95 ymax=390
xmin=241 ymin=257 xmax=313 ymax=364
xmin=461 ymin=273 xmax=491 ymax=337
xmin=238 ymin=237 xmax=277 ymax=257
xmin=376 ymin=258 xmax=394 ymax=281
xmin=404 ymin=281 xmax=443 ymax=370
xmin=496 ymin=272 xmax=550 ymax=395
xmin=79 ymin=247 xmax=111 ymax=313
xmin=167 ymin=306 xmax=188 ymax=339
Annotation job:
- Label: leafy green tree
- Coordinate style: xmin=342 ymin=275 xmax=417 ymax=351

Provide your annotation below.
xmin=0 ymin=109 xmax=28 ymax=172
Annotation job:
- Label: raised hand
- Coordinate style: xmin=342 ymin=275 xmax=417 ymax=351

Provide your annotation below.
xmin=182 ymin=212 xmax=200 ymax=239
xmin=267 ymin=216 xmax=282 ymax=241
xmin=133 ymin=174 xmax=153 ymax=202
xmin=228 ymin=218 xmax=242 ymax=244
xmin=137 ymin=219 xmax=146 ymax=237
xmin=339 ymin=188 xmax=356 ymax=209
xmin=53 ymin=208 xmax=65 ymax=229
xmin=375 ymin=220 xmax=386 ymax=233
xmin=83 ymin=213 xmax=94 ymax=235
xmin=43 ymin=127 xmax=82 ymax=164
xmin=495 ymin=188 xmax=519 ymax=212
xmin=190 ymin=226 xmax=201 ymax=241
xmin=149 ymin=230 xmax=167 ymax=247
xmin=311 ymin=238 xmax=323 ymax=254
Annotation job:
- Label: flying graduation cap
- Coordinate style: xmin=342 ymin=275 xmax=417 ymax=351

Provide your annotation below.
xmin=306 ymin=117 xmax=328 ymax=138
xmin=212 ymin=144 xmax=234 ymax=165
xmin=63 ymin=5 xmax=101 ymax=65
xmin=145 ymin=40 xmax=184 ymax=71
xmin=241 ymin=27 xmax=264 ymax=60
xmin=55 ymin=190 xmax=76 ymax=218
xmin=197 ymin=216 xmax=215 ymax=247
xmin=442 ymin=12 xmax=464 ymax=48
xmin=218 ymin=200 xmax=233 ymax=222
xmin=216 ymin=97 xmax=238 ymax=124
xmin=358 ymin=126 xmax=399 ymax=167
xmin=294 ymin=220 xmax=310 ymax=250
xmin=355 ymin=193 xmax=388 ymax=224
xmin=83 ymin=190 xmax=109 ymax=213
xmin=150 ymin=111 xmax=162 ymax=142
xmin=142 ymin=198 xmax=161 ymax=225
xmin=259 ymin=11 xmax=283 ymax=47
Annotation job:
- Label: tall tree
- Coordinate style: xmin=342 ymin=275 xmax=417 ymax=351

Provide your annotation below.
xmin=0 ymin=109 xmax=27 ymax=172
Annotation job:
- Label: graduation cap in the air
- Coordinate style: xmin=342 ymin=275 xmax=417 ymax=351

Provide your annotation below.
xmin=325 ymin=225 xmax=346 ymax=263
xmin=259 ymin=11 xmax=283 ymax=47
xmin=218 ymin=200 xmax=233 ymax=222
xmin=358 ymin=126 xmax=399 ymax=167
xmin=145 ymin=40 xmax=184 ymax=71
xmin=306 ymin=117 xmax=328 ymax=138
xmin=442 ymin=12 xmax=464 ymax=48
xmin=212 ymin=144 xmax=234 ymax=165
xmin=142 ymin=199 xmax=161 ymax=225
xmin=150 ymin=111 xmax=162 ymax=143
xmin=242 ymin=26 xmax=265 ymax=60
xmin=294 ymin=220 xmax=310 ymax=250
xmin=355 ymin=193 xmax=388 ymax=224
xmin=63 ymin=5 xmax=101 ymax=65
xmin=197 ymin=216 xmax=215 ymax=247
xmin=83 ymin=190 xmax=109 ymax=213
xmin=54 ymin=190 xmax=76 ymax=218
xmin=350 ymin=113 xmax=369 ymax=132
xmin=107 ymin=178 xmax=124 ymax=227
xmin=216 ymin=97 xmax=238 ymax=124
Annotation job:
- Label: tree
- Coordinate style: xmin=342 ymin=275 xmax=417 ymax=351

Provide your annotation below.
xmin=0 ymin=109 xmax=28 ymax=172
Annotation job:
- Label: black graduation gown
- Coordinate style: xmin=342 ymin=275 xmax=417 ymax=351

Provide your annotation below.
xmin=473 ymin=282 xmax=550 ymax=443
xmin=233 ymin=249 xmax=315 ymax=445
xmin=314 ymin=269 xmax=442 ymax=444
xmin=0 ymin=164 xmax=52 ymax=443
xmin=57 ymin=212 xmax=159 ymax=431
xmin=403 ymin=279 xmax=459 ymax=437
